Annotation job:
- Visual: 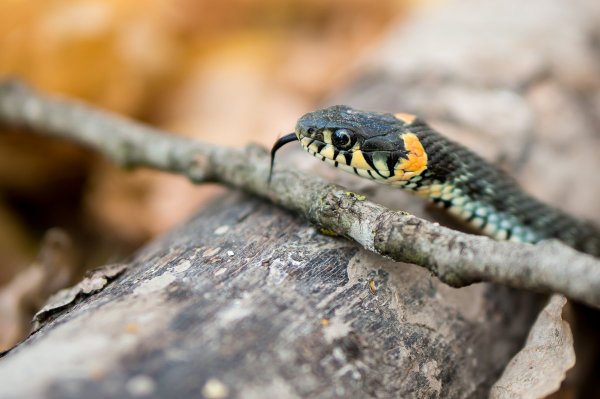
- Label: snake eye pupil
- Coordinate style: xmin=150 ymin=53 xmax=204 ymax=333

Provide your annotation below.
xmin=332 ymin=128 xmax=355 ymax=150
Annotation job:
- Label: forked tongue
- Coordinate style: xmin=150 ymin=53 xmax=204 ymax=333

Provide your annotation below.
xmin=268 ymin=133 xmax=298 ymax=184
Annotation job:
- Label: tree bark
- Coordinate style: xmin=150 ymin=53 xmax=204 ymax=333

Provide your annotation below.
xmin=0 ymin=193 xmax=539 ymax=398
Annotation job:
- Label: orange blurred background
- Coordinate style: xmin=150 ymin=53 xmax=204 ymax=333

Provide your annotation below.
xmin=0 ymin=0 xmax=417 ymax=286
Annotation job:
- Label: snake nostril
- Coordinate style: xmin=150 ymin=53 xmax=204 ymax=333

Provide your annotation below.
xmin=307 ymin=127 xmax=316 ymax=136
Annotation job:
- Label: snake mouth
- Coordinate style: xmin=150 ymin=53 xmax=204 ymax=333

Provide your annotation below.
xmin=298 ymin=133 xmax=428 ymax=184
xmin=298 ymin=136 xmax=395 ymax=181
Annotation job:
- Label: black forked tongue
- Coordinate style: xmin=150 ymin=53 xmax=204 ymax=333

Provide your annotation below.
xmin=268 ymin=133 xmax=298 ymax=184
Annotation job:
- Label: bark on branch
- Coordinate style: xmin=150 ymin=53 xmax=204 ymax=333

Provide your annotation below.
xmin=1 ymin=80 xmax=599 ymax=308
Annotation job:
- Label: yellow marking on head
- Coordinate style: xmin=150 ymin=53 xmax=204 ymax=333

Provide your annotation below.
xmin=300 ymin=137 xmax=312 ymax=147
xmin=350 ymin=150 xmax=371 ymax=170
xmin=323 ymin=129 xmax=333 ymax=144
xmin=394 ymin=113 xmax=417 ymax=124
xmin=335 ymin=153 xmax=347 ymax=164
xmin=373 ymin=157 xmax=391 ymax=177
xmin=319 ymin=145 xmax=335 ymax=159
xmin=393 ymin=170 xmax=406 ymax=180
xmin=388 ymin=133 xmax=428 ymax=182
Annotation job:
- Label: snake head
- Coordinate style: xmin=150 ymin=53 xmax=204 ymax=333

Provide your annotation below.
xmin=268 ymin=105 xmax=428 ymax=184
xmin=294 ymin=105 xmax=428 ymax=182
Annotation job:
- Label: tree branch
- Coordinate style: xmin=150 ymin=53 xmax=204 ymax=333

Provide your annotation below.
xmin=1 ymin=79 xmax=599 ymax=308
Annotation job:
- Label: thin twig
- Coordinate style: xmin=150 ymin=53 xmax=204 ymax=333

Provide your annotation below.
xmin=1 ymin=79 xmax=599 ymax=308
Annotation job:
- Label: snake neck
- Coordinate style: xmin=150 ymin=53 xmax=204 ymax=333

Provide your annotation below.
xmin=396 ymin=124 xmax=600 ymax=257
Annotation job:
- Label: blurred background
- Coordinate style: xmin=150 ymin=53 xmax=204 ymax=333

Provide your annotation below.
xmin=0 ymin=0 xmax=435 ymax=349
xmin=0 ymin=0 xmax=423 ymax=313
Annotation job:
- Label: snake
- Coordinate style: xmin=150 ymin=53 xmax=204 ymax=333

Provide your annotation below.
xmin=269 ymin=105 xmax=600 ymax=257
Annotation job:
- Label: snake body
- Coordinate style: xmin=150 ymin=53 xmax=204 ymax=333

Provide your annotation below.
xmin=270 ymin=105 xmax=600 ymax=257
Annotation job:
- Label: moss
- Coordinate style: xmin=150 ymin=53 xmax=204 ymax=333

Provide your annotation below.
xmin=318 ymin=227 xmax=339 ymax=237
xmin=344 ymin=191 xmax=366 ymax=201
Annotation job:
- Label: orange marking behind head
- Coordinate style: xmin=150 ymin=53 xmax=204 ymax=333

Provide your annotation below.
xmin=389 ymin=133 xmax=428 ymax=181
xmin=394 ymin=113 xmax=417 ymax=124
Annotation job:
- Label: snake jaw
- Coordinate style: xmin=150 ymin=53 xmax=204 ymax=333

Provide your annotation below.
xmin=296 ymin=132 xmax=427 ymax=184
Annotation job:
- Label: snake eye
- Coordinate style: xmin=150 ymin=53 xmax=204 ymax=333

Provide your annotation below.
xmin=332 ymin=128 xmax=356 ymax=150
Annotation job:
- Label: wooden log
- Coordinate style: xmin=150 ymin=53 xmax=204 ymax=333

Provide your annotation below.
xmin=0 ymin=193 xmax=539 ymax=398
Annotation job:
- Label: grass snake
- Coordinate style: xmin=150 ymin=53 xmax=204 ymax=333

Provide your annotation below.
xmin=269 ymin=105 xmax=600 ymax=257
